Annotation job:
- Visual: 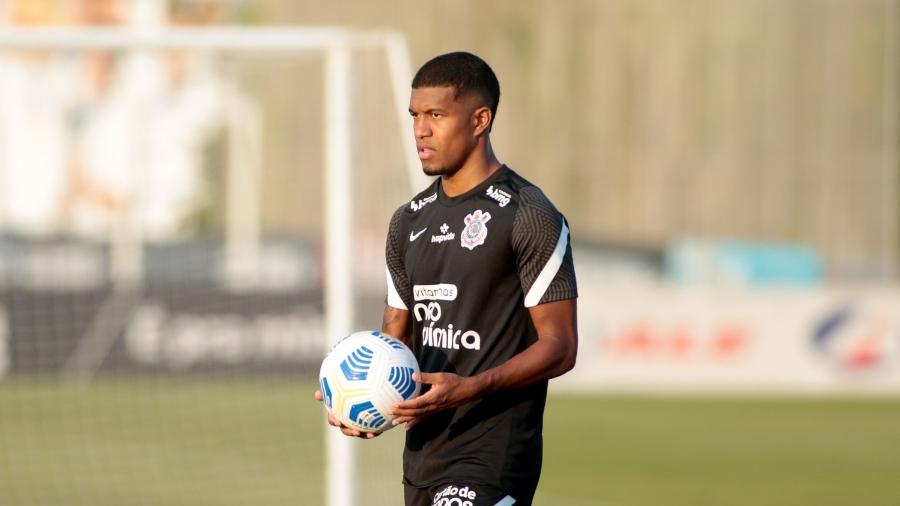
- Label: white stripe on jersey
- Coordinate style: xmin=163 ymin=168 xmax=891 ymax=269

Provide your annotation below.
xmin=386 ymin=265 xmax=408 ymax=310
xmin=523 ymin=220 xmax=569 ymax=308
xmin=494 ymin=495 xmax=517 ymax=506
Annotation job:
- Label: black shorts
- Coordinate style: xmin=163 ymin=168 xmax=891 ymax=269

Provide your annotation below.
xmin=404 ymin=480 xmax=535 ymax=506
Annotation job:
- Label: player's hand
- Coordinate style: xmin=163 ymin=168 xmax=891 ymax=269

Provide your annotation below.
xmin=314 ymin=389 xmax=379 ymax=439
xmin=390 ymin=372 xmax=479 ymax=430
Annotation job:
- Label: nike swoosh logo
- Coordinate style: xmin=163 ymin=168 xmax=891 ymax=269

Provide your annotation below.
xmin=409 ymin=228 xmax=427 ymax=242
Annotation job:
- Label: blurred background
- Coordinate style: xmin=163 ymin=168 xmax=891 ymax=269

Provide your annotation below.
xmin=0 ymin=1 xmax=898 ymax=505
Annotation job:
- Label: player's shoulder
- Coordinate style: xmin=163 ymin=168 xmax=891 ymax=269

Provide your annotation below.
xmin=396 ymin=178 xmax=441 ymax=218
xmin=388 ymin=179 xmax=440 ymax=226
xmin=499 ymin=167 xmax=562 ymax=218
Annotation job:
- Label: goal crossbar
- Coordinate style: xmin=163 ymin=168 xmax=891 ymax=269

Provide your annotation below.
xmin=0 ymin=26 xmax=386 ymax=51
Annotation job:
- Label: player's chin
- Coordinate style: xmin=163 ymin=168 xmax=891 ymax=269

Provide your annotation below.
xmin=421 ymin=163 xmax=448 ymax=176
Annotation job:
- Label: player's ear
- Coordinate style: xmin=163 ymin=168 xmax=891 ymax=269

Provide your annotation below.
xmin=472 ymin=106 xmax=492 ymax=136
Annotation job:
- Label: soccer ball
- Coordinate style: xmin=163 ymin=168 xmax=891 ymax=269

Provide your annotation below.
xmin=318 ymin=330 xmax=420 ymax=434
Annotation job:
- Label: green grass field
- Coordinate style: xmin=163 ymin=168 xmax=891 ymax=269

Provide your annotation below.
xmin=1 ymin=377 xmax=899 ymax=506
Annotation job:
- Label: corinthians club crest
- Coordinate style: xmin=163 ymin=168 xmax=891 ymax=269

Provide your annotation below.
xmin=461 ymin=210 xmax=492 ymax=250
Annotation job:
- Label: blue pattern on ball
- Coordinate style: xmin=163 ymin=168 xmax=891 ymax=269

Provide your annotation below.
xmin=348 ymin=401 xmax=386 ymax=430
xmin=320 ymin=377 xmax=333 ymax=409
xmin=376 ymin=333 xmax=406 ymax=350
xmin=388 ymin=366 xmax=417 ymax=400
xmin=340 ymin=346 xmax=374 ymax=381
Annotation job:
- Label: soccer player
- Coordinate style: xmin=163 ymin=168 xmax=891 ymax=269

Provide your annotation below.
xmin=318 ymin=51 xmax=578 ymax=506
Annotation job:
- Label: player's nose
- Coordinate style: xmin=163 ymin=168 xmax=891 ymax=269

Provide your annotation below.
xmin=413 ymin=117 xmax=431 ymax=139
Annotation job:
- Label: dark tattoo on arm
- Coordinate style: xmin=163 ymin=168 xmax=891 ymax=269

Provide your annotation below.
xmin=381 ymin=306 xmax=412 ymax=348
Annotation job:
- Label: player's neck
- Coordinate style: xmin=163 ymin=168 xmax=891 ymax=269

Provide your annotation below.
xmin=440 ymin=142 xmax=501 ymax=198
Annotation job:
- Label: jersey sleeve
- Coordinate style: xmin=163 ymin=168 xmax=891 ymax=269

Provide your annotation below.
xmin=385 ymin=206 xmax=411 ymax=310
xmin=511 ymin=187 xmax=578 ymax=307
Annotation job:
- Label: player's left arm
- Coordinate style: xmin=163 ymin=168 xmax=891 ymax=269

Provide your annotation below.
xmin=479 ymin=297 xmax=578 ymax=389
xmin=390 ymin=298 xmax=576 ymax=427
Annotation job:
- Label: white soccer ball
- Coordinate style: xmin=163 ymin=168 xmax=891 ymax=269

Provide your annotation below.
xmin=318 ymin=330 xmax=420 ymax=434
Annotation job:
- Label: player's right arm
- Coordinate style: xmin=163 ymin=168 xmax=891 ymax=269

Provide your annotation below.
xmin=381 ymin=305 xmax=412 ymax=348
xmin=383 ymin=205 xmax=413 ymax=347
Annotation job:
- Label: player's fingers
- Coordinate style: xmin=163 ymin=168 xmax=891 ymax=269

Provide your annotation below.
xmin=391 ymin=404 xmax=421 ymax=417
xmin=326 ymin=413 xmax=343 ymax=428
xmin=412 ymin=371 xmax=441 ymax=384
xmin=392 ymin=415 xmax=414 ymax=426
xmin=393 ymin=390 xmax=435 ymax=411
xmin=314 ymin=389 xmax=323 ymax=401
xmin=391 ymin=404 xmax=434 ymax=418
xmin=341 ymin=426 xmax=362 ymax=437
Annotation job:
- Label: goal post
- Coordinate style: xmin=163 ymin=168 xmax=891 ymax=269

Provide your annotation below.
xmin=0 ymin=25 xmax=426 ymax=506
xmin=323 ymin=45 xmax=356 ymax=506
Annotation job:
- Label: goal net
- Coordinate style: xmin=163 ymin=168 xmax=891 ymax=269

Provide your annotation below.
xmin=0 ymin=19 xmax=424 ymax=506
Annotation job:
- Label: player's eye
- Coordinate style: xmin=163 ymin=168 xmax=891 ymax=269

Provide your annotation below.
xmin=430 ymin=112 xmax=442 ymax=119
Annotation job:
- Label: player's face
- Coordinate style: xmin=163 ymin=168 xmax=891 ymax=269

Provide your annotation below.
xmin=409 ymin=86 xmax=481 ymax=177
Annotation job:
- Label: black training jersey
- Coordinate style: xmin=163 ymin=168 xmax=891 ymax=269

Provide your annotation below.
xmin=384 ymin=165 xmax=577 ymax=491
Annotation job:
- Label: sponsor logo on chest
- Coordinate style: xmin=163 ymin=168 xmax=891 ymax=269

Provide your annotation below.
xmin=412 ymin=284 xmax=481 ymax=351
xmin=413 ymin=283 xmax=457 ymax=301
xmin=430 ymin=223 xmax=455 ymax=244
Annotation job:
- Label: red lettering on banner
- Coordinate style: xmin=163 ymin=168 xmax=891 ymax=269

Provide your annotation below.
xmin=670 ymin=323 xmax=693 ymax=356
xmin=711 ymin=325 xmax=748 ymax=358
xmin=606 ymin=321 xmax=750 ymax=361
xmin=844 ymin=320 xmax=887 ymax=369
xmin=615 ymin=322 xmax=654 ymax=354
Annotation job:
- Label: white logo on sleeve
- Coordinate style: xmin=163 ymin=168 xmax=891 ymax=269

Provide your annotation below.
xmin=486 ymin=185 xmax=511 ymax=207
xmin=460 ymin=210 xmax=491 ymax=250
xmin=410 ymin=193 xmax=437 ymax=212
xmin=409 ymin=228 xmax=427 ymax=242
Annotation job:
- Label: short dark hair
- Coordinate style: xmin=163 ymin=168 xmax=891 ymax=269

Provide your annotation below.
xmin=412 ymin=51 xmax=500 ymax=130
